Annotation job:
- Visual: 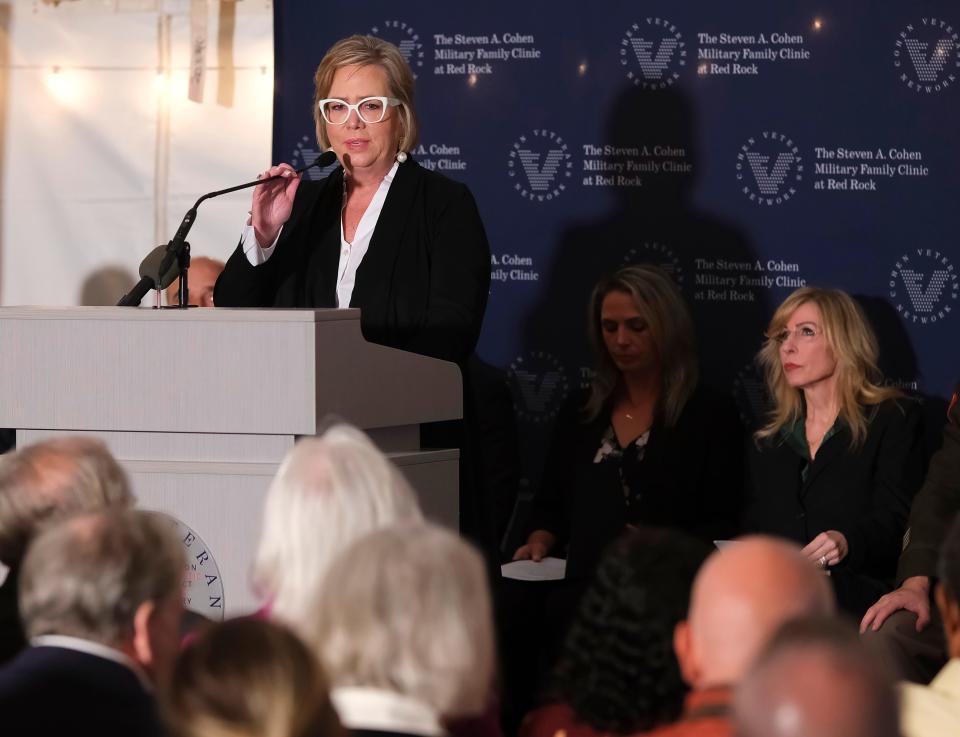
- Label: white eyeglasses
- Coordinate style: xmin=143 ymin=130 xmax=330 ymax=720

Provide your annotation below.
xmin=317 ymin=96 xmax=401 ymax=125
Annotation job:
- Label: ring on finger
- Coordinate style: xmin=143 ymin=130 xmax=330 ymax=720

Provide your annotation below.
xmin=818 ymin=555 xmax=828 ymax=568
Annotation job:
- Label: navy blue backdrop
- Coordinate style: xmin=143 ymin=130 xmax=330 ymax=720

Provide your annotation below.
xmin=274 ymin=1 xmax=959 ymax=485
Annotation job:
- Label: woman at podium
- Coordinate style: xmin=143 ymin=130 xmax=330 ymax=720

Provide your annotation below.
xmin=214 ymin=35 xmax=490 ymax=364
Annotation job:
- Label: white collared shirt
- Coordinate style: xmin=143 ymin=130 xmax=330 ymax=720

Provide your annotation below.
xmin=331 ymin=686 xmax=444 ymax=737
xmin=239 ymin=162 xmax=399 ymax=308
xmin=901 ymin=658 xmax=960 ymax=737
xmin=31 ymin=634 xmax=152 ymax=691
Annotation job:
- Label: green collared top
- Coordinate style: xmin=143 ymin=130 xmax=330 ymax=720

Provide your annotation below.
xmin=781 ymin=415 xmax=844 ymax=482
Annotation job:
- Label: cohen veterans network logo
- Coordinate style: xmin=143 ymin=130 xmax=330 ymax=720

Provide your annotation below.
xmin=371 ymin=20 xmax=424 ymax=77
xmin=894 ymin=18 xmax=960 ymax=93
xmin=620 ymin=18 xmax=686 ymax=89
xmin=291 ymin=135 xmax=338 ymax=181
xmin=621 ymin=242 xmax=685 ymax=287
xmin=736 ymin=131 xmax=804 ymax=206
xmin=889 ymin=249 xmax=959 ymax=324
xmin=508 ymin=130 xmax=574 ymax=202
xmin=508 ymin=351 xmax=570 ymax=424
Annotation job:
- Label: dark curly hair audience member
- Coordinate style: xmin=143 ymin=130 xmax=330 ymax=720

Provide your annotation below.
xmin=164 ymin=618 xmax=342 ymax=737
xmin=521 ymin=527 xmax=712 ymax=737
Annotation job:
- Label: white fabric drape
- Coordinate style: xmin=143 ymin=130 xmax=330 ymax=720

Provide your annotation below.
xmin=0 ymin=0 xmax=273 ymax=306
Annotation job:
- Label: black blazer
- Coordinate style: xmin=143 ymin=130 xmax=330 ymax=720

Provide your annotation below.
xmin=214 ymin=159 xmax=491 ymax=364
xmin=527 ymin=387 xmax=744 ymax=580
xmin=744 ymin=398 xmax=924 ymax=615
xmin=897 ymin=384 xmax=960 ymax=582
xmin=0 ymin=565 xmax=25 ymax=666
xmin=0 ymin=645 xmax=163 ymax=736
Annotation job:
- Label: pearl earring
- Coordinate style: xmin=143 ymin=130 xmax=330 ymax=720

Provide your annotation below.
xmin=396 ymin=150 xmax=408 ymax=163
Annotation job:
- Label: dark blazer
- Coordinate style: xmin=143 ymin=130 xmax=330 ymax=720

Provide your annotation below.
xmin=0 ymin=645 xmax=163 ymax=736
xmin=214 ymin=159 xmax=491 ymax=364
xmin=897 ymin=384 xmax=960 ymax=582
xmin=744 ymin=398 xmax=924 ymax=616
xmin=0 ymin=565 xmax=25 ymax=666
xmin=527 ymin=387 xmax=744 ymax=580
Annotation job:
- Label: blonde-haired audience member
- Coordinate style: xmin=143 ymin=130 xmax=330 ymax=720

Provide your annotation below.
xmin=251 ymin=423 xmax=422 ymax=634
xmin=310 ymin=523 xmax=494 ymax=737
xmin=0 ymin=436 xmax=133 ymax=664
xmin=165 ymin=618 xmax=342 ymax=737
xmin=900 ymin=514 xmax=960 ymax=737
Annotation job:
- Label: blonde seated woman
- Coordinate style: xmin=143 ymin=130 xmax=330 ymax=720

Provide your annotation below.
xmin=743 ymin=287 xmax=924 ymax=617
xmin=164 ymin=618 xmax=341 ymax=737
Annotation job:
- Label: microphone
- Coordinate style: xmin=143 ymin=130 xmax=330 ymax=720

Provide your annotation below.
xmin=115 ymin=245 xmax=183 ymax=306
xmin=118 ymin=150 xmax=338 ymax=306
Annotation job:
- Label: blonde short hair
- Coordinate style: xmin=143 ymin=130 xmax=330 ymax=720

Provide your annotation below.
xmin=584 ymin=265 xmax=698 ymax=426
xmin=165 ymin=618 xmax=341 ymax=737
xmin=20 ymin=509 xmax=184 ymax=646
xmin=755 ymin=287 xmax=900 ymax=445
xmin=310 ymin=523 xmax=494 ymax=719
xmin=0 ymin=436 xmax=132 ymax=564
xmin=312 ymin=35 xmax=419 ymax=153
xmin=251 ymin=424 xmax=422 ymax=633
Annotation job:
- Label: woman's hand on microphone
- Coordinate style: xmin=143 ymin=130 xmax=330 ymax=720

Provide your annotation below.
xmin=251 ymin=163 xmax=300 ymax=247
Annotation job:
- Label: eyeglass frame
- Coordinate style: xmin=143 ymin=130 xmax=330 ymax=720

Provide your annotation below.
xmin=770 ymin=323 xmax=823 ymax=345
xmin=317 ymin=96 xmax=402 ymax=125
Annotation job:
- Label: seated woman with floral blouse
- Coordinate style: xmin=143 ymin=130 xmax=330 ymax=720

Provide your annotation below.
xmin=514 ymin=265 xmax=744 ymax=583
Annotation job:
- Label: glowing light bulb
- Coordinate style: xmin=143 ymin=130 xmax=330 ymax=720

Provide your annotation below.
xmin=46 ymin=66 xmax=80 ymax=105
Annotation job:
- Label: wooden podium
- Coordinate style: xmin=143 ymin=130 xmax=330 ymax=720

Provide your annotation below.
xmin=0 ymin=307 xmax=463 ymax=616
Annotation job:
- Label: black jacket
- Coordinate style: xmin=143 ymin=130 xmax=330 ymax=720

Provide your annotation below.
xmin=214 ymin=159 xmax=491 ymax=364
xmin=897 ymin=384 xmax=960 ymax=582
xmin=0 ymin=565 xmax=25 ymax=667
xmin=744 ymin=398 xmax=924 ymax=616
xmin=0 ymin=645 xmax=163 ymax=736
xmin=527 ymin=387 xmax=744 ymax=580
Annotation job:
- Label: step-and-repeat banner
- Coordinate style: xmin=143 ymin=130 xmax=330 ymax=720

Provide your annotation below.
xmin=275 ymin=2 xmax=959 ymax=476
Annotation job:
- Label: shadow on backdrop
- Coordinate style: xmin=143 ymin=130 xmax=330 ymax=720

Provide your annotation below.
xmin=515 ymin=85 xmax=767 ymax=486
xmin=80 ymin=265 xmax=136 ymax=306
xmin=856 ymin=294 xmax=948 ymax=464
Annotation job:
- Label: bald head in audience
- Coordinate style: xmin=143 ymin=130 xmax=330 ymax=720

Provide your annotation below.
xmin=674 ymin=536 xmax=835 ymax=690
xmin=0 ymin=436 xmax=131 ymax=566
xmin=166 ymin=256 xmax=224 ymax=307
xmin=734 ymin=618 xmax=901 ymax=737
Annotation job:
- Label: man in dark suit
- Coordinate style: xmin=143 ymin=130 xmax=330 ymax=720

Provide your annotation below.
xmin=0 ymin=509 xmax=185 ymax=736
xmin=861 ymin=383 xmax=960 ymax=682
xmin=0 ymin=437 xmax=132 ymax=665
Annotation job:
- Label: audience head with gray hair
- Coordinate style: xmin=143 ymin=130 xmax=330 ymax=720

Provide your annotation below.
xmin=309 ymin=523 xmax=494 ymax=733
xmin=252 ymin=423 xmax=422 ymax=634
xmin=19 ymin=509 xmax=184 ymax=682
xmin=0 ymin=509 xmax=184 ymax=736
xmin=734 ymin=618 xmax=901 ymax=737
xmin=0 ymin=436 xmax=132 ymax=666
xmin=0 ymin=436 xmax=132 ymax=566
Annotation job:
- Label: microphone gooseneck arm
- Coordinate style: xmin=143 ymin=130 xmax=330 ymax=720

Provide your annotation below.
xmin=153 ymin=150 xmax=338 ymax=287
